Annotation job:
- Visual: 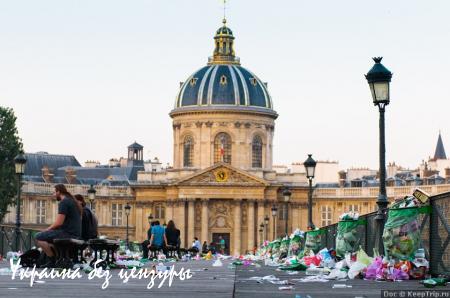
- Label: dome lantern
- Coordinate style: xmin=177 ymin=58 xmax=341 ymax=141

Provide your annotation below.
xmin=209 ymin=19 xmax=240 ymax=65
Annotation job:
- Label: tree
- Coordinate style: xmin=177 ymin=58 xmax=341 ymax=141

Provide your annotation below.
xmin=0 ymin=106 xmax=23 ymax=223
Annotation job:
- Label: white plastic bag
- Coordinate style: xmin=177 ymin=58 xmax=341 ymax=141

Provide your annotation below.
xmin=347 ymin=261 xmax=367 ymax=279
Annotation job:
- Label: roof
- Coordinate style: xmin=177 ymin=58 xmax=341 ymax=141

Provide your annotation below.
xmin=24 ymin=152 xmax=80 ymax=177
xmin=128 ymin=142 xmax=143 ymax=150
xmin=434 ymin=133 xmax=447 ymax=160
xmin=174 ymin=65 xmax=274 ymax=111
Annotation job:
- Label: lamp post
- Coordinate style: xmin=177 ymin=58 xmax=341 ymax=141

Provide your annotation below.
xmin=87 ymin=185 xmax=96 ymax=211
xmin=14 ymin=154 xmax=26 ymax=252
xmin=283 ymin=188 xmax=291 ymax=236
xmin=271 ymin=205 xmax=277 ymax=239
xmin=259 ymin=223 xmax=265 ymax=243
xmin=365 ymin=57 xmax=393 ymax=251
xmin=304 ymin=154 xmax=317 ymax=230
xmin=264 ymin=215 xmax=269 ymax=241
xmin=124 ymin=203 xmax=131 ymax=250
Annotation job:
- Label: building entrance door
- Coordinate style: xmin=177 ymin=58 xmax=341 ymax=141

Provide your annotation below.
xmin=212 ymin=233 xmax=230 ymax=255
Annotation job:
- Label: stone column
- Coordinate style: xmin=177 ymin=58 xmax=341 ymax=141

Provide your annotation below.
xmin=201 ymin=199 xmax=209 ymax=244
xmin=291 ymin=203 xmax=299 ymax=232
xmin=176 ymin=199 xmax=186 ymax=248
xmin=165 ymin=200 xmax=174 ymax=223
xmin=187 ymin=199 xmax=195 ymax=244
xmin=233 ymin=200 xmax=242 ymax=256
xmin=135 ymin=204 xmax=143 ymax=241
xmin=257 ymin=200 xmax=265 ymax=244
xmin=247 ymin=199 xmax=255 ymax=251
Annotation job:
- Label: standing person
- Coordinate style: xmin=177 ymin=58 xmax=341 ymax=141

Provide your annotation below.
xmin=142 ymin=221 xmax=156 ymax=259
xmin=164 ymin=220 xmax=180 ymax=257
xmin=74 ymin=194 xmax=98 ymax=241
xmin=35 ymin=184 xmax=82 ymax=266
xmin=219 ymin=236 xmax=226 ymax=254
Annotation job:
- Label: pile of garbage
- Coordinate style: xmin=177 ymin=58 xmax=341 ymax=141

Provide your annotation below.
xmin=253 ymin=189 xmax=442 ymax=284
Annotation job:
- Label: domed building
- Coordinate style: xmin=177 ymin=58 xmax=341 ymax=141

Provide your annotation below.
xmin=170 ymin=19 xmax=277 ymax=172
xmin=132 ymin=19 xmax=310 ymax=255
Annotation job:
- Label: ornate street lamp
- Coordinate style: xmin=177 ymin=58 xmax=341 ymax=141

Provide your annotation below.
xmin=259 ymin=223 xmax=265 ymax=243
xmin=304 ymin=154 xmax=317 ymax=230
xmin=264 ymin=215 xmax=269 ymax=241
xmin=87 ymin=185 xmax=96 ymax=211
xmin=271 ymin=205 xmax=277 ymax=239
xmin=14 ymin=154 xmax=26 ymax=252
xmin=124 ymin=203 xmax=131 ymax=249
xmin=148 ymin=214 xmax=154 ymax=224
xmin=283 ymin=188 xmax=291 ymax=236
xmin=365 ymin=56 xmax=393 ymax=251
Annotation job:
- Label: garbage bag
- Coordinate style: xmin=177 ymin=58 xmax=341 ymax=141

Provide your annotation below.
xmin=279 ymin=238 xmax=290 ymax=258
xmin=305 ymin=229 xmax=324 ymax=254
xmin=271 ymin=239 xmax=281 ymax=259
xmin=382 ymin=206 xmax=429 ymax=260
xmin=336 ymin=219 xmax=364 ymax=258
xmin=287 ymin=234 xmax=303 ymax=257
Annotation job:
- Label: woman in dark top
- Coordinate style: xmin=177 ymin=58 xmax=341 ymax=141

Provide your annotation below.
xmin=165 ymin=220 xmax=180 ymax=247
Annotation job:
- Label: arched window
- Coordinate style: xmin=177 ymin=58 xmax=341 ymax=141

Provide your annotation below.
xmin=214 ymin=133 xmax=232 ymax=164
xmin=252 ymin=135 xmax=263 ymax=168
xmin=183 ymin=136 xmax=194 ymax=167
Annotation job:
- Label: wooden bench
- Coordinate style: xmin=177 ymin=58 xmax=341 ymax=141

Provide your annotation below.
xmin=53 ymin=238 xmax=86 ymax=269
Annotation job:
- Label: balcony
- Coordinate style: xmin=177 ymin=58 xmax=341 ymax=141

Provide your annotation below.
xmin=21 ymin=182 xmax=133 ymax=197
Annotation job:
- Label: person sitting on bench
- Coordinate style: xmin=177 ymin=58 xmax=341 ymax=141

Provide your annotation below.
xmin=146 ymin=221 xmax=166 ymax=257
xmin=164 ymin=220 xmax=180 ymax=257
xmin=35 ymin=184 xmax=82 ymax=267
xmin=142 ymin=221 xmax=156 ymax=259
xmin=74 ymin=194 xmax=98 ymax=241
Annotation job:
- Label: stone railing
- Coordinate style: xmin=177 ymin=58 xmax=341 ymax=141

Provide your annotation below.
xmin=313 ymin=184 xmax=450 ymax=198
xmin=22 ymin=182 xmax=133 ymax=197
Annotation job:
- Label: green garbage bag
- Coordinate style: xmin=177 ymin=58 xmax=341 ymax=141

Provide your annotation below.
xmin=382 ymin=206 xmax=430 ymax=260
xmin=279 ymin=263 xmax=308 ymax=271
xmin=336 ymin=219 xmax=366 ymax=258
xmin=279 ymin=238 xmax=290 ymax=257
xmin=288 ymin=234 xmax=304 ymax=257
xmin=271 ymin=239 xmax=281 ymax=259
xmin=305 ymin=229 xmax=324 ymax=253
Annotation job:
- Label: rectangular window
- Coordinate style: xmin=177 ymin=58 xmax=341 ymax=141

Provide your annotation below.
xmin=348 ymin=204 xmax=359 ymax=213
xmin=112 ymin=203 xmax=123 ymax=226
xmin=155 ymin=204 xmax=165 ymax=219
xmin=321 ymin=205 xmax=332 ymax=226
xmin=36 ymin=200 xmax=46 ymax=224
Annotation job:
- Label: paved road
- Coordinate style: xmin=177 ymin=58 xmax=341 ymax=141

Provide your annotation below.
xmin=0 ymin=259 xmax=443 ymax=298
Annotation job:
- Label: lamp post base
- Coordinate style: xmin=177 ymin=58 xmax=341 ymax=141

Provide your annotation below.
xmin=374 ymin=193 xmax=388 ymax=254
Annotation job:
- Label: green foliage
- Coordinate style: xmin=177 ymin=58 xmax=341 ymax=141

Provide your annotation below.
xmin=0 ymin=106 xmax=23 ymax=223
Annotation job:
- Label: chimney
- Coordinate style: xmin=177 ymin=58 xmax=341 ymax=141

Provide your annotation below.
xmin=338 ymin=171 xmax=347 ymax=188
xmin=41 ymin=166 xmax=54 ymax=183
xmin=65 ymin=167 xmax=77 ymax=184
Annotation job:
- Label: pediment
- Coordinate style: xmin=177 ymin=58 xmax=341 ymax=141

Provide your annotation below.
xmin=175 ymin=163 xmax=268 ymax=186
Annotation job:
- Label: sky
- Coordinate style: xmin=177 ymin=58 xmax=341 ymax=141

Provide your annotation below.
xmin=1 ymin=0 xmax=449 ymax=170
